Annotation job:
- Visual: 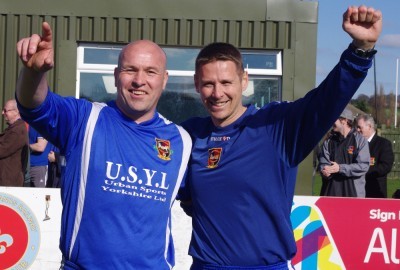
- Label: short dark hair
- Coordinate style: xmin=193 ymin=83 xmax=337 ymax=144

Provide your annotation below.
xmin=339 ymin=117 xmax=353 ymax=128
xmin=195 ymin=42 xmax=244 ymax=75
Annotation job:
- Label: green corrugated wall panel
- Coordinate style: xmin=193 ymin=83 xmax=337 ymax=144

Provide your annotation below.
xmin=0 ymin=13 xmax=316 ymax=114
xmin=0 ymin=11 xmax=316 ymax=120
xmin=57 ymin=40 xmax=77 ymax=97
xmin=0 ymin=15 xmax=6 ymax=110
xmin=1 ymin=0 xmax=318 ymax=22
xmin=3 ymin=16 xmax=17 ymax=102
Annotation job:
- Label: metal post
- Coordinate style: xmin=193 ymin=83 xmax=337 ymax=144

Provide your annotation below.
xmin=395 ymin=58 xmax=399 ymax=128
xmin=374 ymin=57 xmax=378 ymax=125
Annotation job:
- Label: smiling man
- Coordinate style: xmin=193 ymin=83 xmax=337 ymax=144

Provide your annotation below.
xmin=179 ymin=5 xmax=382 ymax=270
xmin=15 ymin=22 xmax=191 ymax=269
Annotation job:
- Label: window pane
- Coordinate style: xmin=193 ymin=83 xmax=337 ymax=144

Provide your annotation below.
xmin=157 ymin=76 xmax=208 ymax=123
xmin=80 ymin=46 xmax=279 ymax=71
xmin=244 ymin=77 xmax=281 ymax=107
xmin=242 ymin=53 xmax=277 ymax=70
xmin=79 ymin=73 xmax=116 ymax=102
xmin=77 ymin=46 xmax=282 ymax=123
xmin=84 ymin=48 xmax=121 ymax=65
xmin=164 ymin=48 xmax=200 ymax=71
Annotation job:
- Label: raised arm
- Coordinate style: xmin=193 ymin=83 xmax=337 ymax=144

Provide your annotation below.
xmin=342 ymin=5 xmax=382 ymax=50
xmin=16 ymin=22 xmax=54 ymax=108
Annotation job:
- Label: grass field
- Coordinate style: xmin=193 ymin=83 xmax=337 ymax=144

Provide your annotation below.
xmin=311 ymin=174 xmax=400 ymax=198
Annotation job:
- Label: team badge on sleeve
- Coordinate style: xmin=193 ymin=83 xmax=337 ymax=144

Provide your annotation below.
xmin=207 ymin=148 xmax=222 ymax=168
xmin=370 ymin=157 xmax=375 ymax=166
xmin=155 ymin=138 xmax=172 ymax=160
xmin=347 ymin=146 xmax=354 ymax=155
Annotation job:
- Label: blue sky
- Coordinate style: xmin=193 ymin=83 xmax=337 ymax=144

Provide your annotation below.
xmin=316 ymin=1 xmax=400 ymax=98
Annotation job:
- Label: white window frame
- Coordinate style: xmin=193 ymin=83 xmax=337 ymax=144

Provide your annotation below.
xmin=76 ymin=44 xmax=282 ymax=98
xmin=243 ymin=50 xmax=282 ymax=76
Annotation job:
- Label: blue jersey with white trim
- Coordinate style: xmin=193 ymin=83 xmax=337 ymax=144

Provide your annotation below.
xmin=19 ymin=92 xmax=192 ymax=269
xmin=180 ymin=48 xmax=373 ymax=266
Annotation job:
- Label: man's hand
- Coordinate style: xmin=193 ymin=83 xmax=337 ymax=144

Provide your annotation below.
xmin=16 ymin=22 xmax=54 ymax=72
xmin=48 ymin=151 xmax=56 ymax=163
xmin=342 ymin=5 xmax=382 ymax=50
xmin=321 ymin=162 xmax=340 ymax=178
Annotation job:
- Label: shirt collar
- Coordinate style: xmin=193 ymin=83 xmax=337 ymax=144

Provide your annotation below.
xmin=368 ymin=132 xmax=376 ymax=142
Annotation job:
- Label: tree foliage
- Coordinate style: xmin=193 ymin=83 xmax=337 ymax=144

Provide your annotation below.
xmin=351 ymin=84 xmax=398 ymax=128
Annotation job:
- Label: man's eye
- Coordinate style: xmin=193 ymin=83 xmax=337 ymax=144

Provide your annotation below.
xmin=147 ymin=70 xmax=157 ymax=76
xmin=120 ymin=68 xmax=135 ymax=74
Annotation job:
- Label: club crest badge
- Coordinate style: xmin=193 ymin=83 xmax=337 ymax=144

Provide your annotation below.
xmin=207 ymin=148 xmax=222 ymax=168
xmin=370 ymin=157 xmax=375 ymax=166
xmin=0 ymin=192 xmax=40 ymax=269
xmin=155 ymin=138 xmax=172 ymax=160
xmin=347 ymin=145 xmax=354 ymax=155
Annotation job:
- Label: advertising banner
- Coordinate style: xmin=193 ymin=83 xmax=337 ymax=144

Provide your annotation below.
xmin=0 ymin=187 xmax=399 ymax=269
xmin=291 ymin=196 xmax=400 ymax=270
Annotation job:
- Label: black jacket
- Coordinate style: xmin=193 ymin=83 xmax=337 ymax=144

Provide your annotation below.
xmin=366 ymin=134 xmax=394 ymax=198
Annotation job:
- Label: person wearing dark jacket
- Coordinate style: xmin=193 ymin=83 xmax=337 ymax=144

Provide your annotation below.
xmin=319 ymin=108 xmax=370 ymax=197
xmin=356 ymin=114 xmax=394 ymax=198
xmin=0 ymin=99 xmax=29 ymax=186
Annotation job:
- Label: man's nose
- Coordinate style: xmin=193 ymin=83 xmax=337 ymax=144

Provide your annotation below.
xmin=132 ymin=71 xmax=145 ymax=86
xmin=212 ymin=84 xmax=224 ymax=98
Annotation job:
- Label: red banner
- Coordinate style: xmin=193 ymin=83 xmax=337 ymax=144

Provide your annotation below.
xmin=292 ymin=196 xmax=400 ymax=270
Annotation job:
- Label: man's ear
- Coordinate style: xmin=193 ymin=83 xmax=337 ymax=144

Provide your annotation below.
xmin=241 ymin=70 xmax=249 ymax=93
xmin=162 ymin=71 xmax=169 ymax=91
xmin=114 ymin=67 xmax=119 ymax=88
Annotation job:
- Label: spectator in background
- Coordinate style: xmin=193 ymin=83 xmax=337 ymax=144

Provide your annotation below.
xmin=0 ymin=99 xmax=29 ymax=186
xmin=319 ymin=108 xmax=370 ymax=197
xmin=356 ymin=114 xmax=394 ymax=198
xmin=46 ymin=145 xmax=64 ymax=188
xmin=29 ymin=126 xmax=52 ymax=187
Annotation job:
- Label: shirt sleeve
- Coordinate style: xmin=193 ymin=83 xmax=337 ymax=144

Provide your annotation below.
xmin=270 ymin=48 xmax=373 ymax=167
xmin=17 ymin=90 xmax=93 ymax=156
xmin=318 ymin=140 xmax=332 ymax=172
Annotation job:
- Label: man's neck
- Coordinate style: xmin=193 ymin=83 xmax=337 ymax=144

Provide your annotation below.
xmin=342 ymin=126 xmax=352 ymax=138
xmin=7 ymin=118 xmax=20 ymax=126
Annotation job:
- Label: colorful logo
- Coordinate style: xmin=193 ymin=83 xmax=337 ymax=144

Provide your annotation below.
xmin=207 ymin=148 xmax=222 ymax=168
xmin=370 ymin=157 xmax=375 ymax=166
xmin=0 ymin=192 xmax=40 ymax=269
xmin=155 ymin=138 xmax=172 ymax=160
xmin=347 ymin=145 xmax=354 ymax=155
xmin=291 ymin=201 xmax=344 ymax=269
